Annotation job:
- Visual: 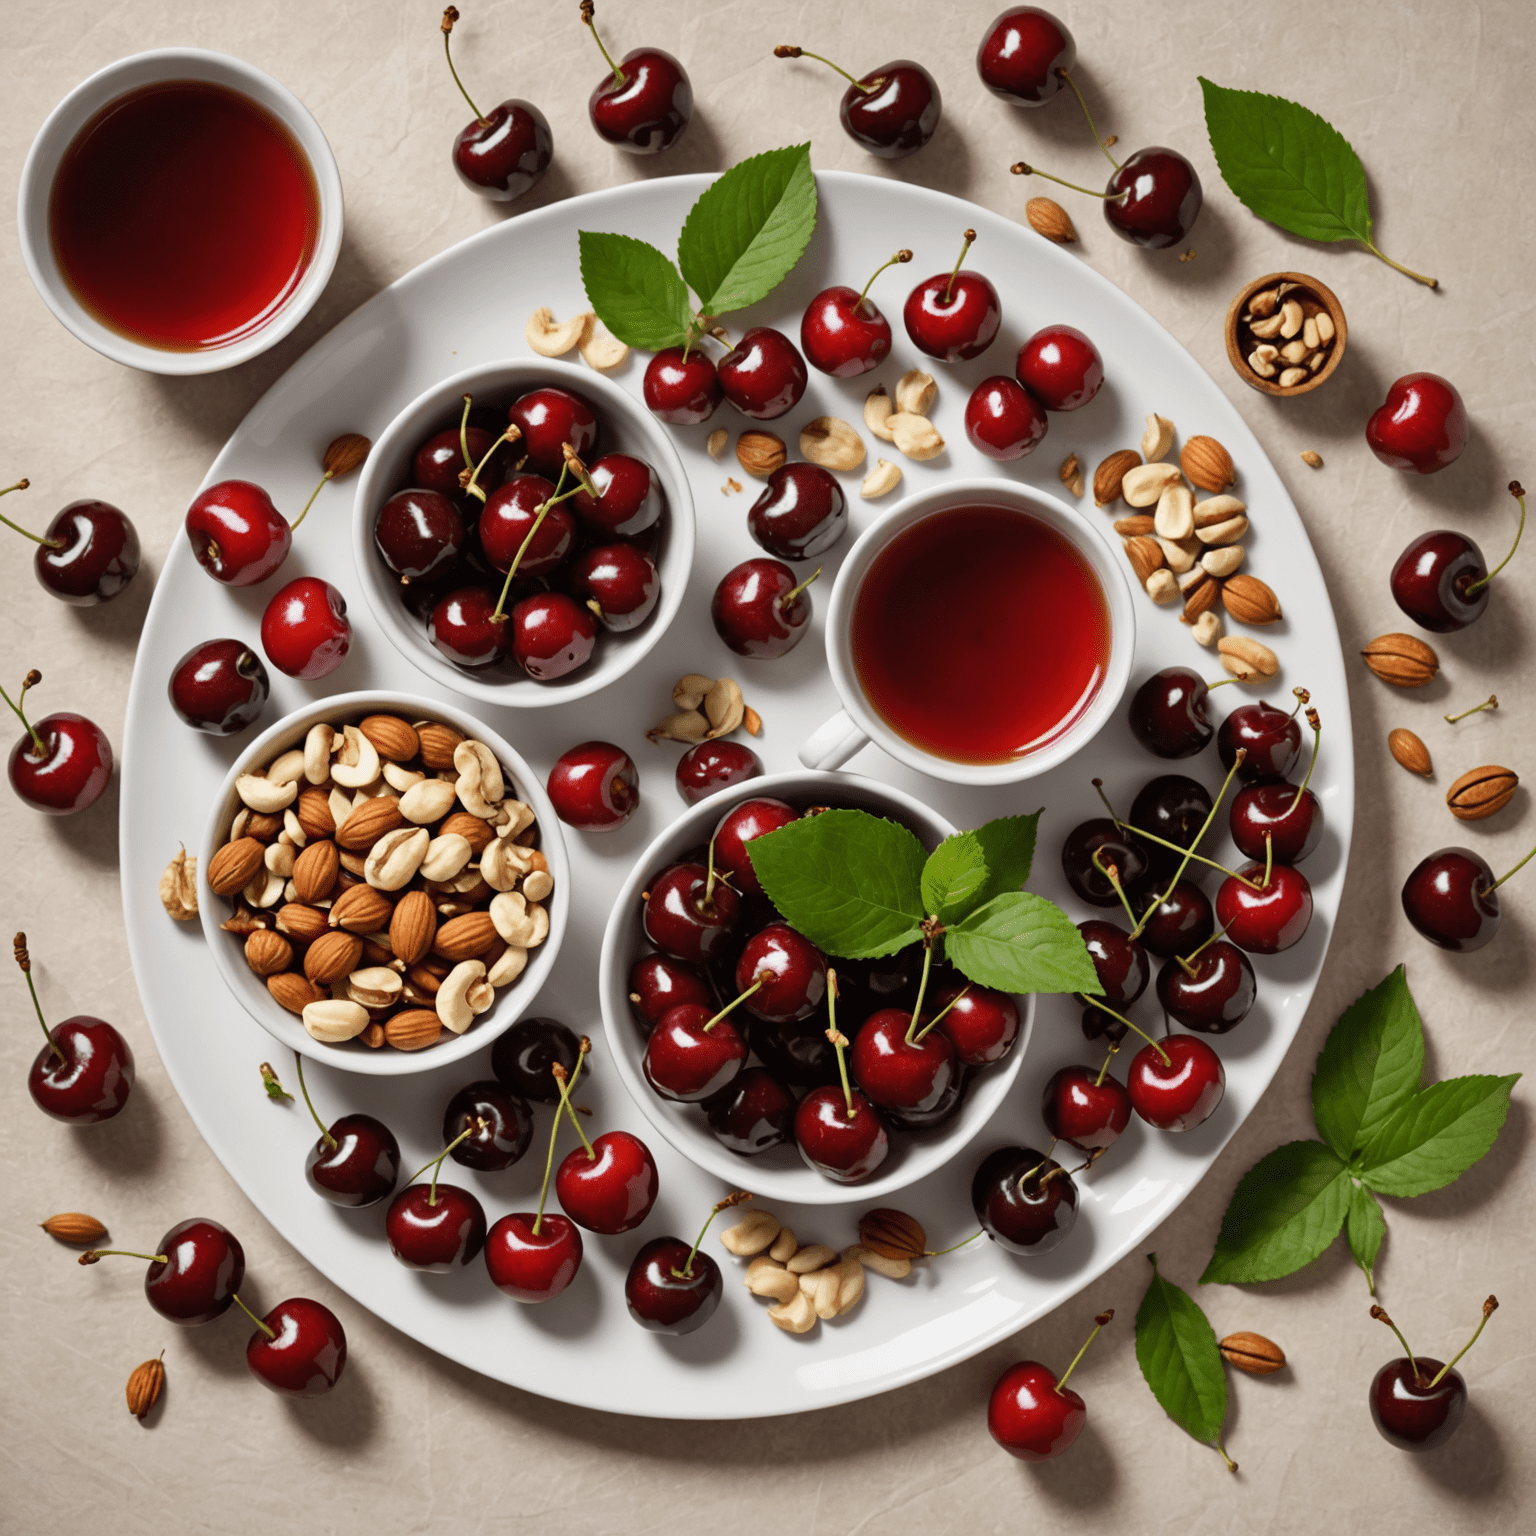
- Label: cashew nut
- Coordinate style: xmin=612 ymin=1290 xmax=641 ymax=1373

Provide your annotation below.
xmin=346 ymin=967 xmax=402 ymax=1009
xmin=327 ymin=787 xmax=353 ymax=827
xmin=888 ymin=412 xmax=944 ymax=461
xmin=486 ymin=943 xmax=528 ymax=987
xmin=264 ymin=841 xmax=297 ymax=879
xmin=303 ymin=724 xmax=337 ymax=784
xmin=767 ymin=1290 xmax=817 ymax=1334
xmin=836 ymin=1260 xmax=865 ymax=1315
xmin=382 ymin=761 xmax=425 ymax=793
xmin=436 ymin=959 xmax=490 ymax=1034
xmin=420 ymin=833 xmax=473 ymax=883
xmin=302 ymin=999 xmax=369 ymax=1043
xmin=489 ymin=892 xmax=548 ymax=948
xmin=801 ymin=1266 xmax=843 ymax=1320
xmin=522 ymin=869 xmax=554 ymax=904
xmin=786 ymin=1243 xmax=837 ymax=1274
xmin=578 ymin=316 xmax=629 ymax=372
xmin=894 ymin=369 xmax=937 ymax=416
xmin=1140 ymin=412 xmax=1176 ymax=462
xmin=267 ymin=748 xmax=307 ymax=787
xmin=1121 ymin=461 xmax=1182 ymax=507
xmin=242 ymin=868 xmax=286 ymax=908
xmin=481 ymin=838 xmax=535 ymax=892
xmin=770 ymin=1229 xmax=797 ymax=1263
xmin=330 ymin=726 xmax=381 ymax=789
xmin=236 ymin=774 xmax=297 ymax=814
xmin=282 ymin=809 xmax=308 ymax=848
xmin=454 ymin=740 xmax=504 ymax=818
xmin=861 ymin=458 xmax=902 ymax=499
xmin=492 ymin=799 xmax=536 ymax=838
xmin=748 ymin=1265 xmax=800 ymax=1303
xmin=364 ymin=827 xmax=430 ymax=891
xmin=526 ymin=307 xmax=590 ymax=357
xmin=721 ymin=1211 xmax=781 ymax=1256
xmin=799 ymin=416 xmax=865 ymax=472
xmin=399 ymin=778 xmax=457 ymax=825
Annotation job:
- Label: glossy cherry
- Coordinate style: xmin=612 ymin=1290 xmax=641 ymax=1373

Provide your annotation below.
xmin=1156 ymin=942 xmax=1255 ymax=1034
xmin=1127 ymin=1034 xmax=1224 ymax=1130
xmin=775 ymin=46 xmax=939 ymax=158
xmin=713 ymin=796 xmax=798 ymax=897
xmin=927 ymin=980 xmax=1019 ymax=1066
xmin=1401 ymin=847 xmax=1505 ymax=952
xmin=718 ymin=327 xmax=808 ymax=420
xmin=243 ymin=1297 xmax=347 ymax=1397
xmin=625 ymin=1233 xmax=722 ymax=1335
xmin=976 ymin=6 xmax=1074 ymax=105
xmin=1232 ymin=782 xmax=1322 ymax=864
xmin=795 ymin=1081 xmax=889 ymax=1181
xmin=1369 ymin=1296 xmax=1497 ymax=1452
xmin=643 ymin=995 xmax=751 ymax=1103
xmin=972 ymin=1145 xmax=1078 ymax=1255
xmin=1104 ymin=148 xmax=1202 ymax=248
xmin=903 ymin=230 xmax=1001 ymax=362
xmin=428 ymin=584 xmax=506 ymax=668
xmin=1042 ymin=1066 xmax=1131 ymax=1152
xmin=374 ymin=488 xmax=466 ymax=588
xmin=735 ymin=925 xmax=827 ymax=1024
xmin=1218 ymin=697 xmax=1303 ymax=782
xmin=643 ymin=348 xmax=721 ymax=425
xmin=444 ymin=1079 xmax=534 ymax=1172
xmin=1060 ymin=818 xmax=1153 ymax=907
xmin=82 ymin=1217 xmax=244 ymax=1325
xmin=964 ymin=375 xmax=1049 ymax=461
xmin=485 ymin=1212 xmax=583 ymax=1304
xmin=1217 ymin=862 xmax=1313 ymax=954
xmin=0 ymin=483 xmax=140 ymax=606
xmin=706 ymin=1067 xmax=796 ymax=1155
xmin=571 ymin=541 xmax=658 ymax=631
xmin=800 ymin=251 xmax=910 ymax=377
xmin=852 ymin=1007 xmax=960 ymax=1117
xmin=510 ymin=590 xmax=597 ymax=680
xmin=4 ymin=673 xmax=112 ymax=814
xmin=167 ymin=639 xmax=267 ymax=737
xmin=1130 ymin=667 xmax=1213 ymax=759
xmin=507 ymin=387 xmax=599 ymax=478
xmin=440 ymin=7 xmax=551 ymax=201
xmin=411 ymin=424 xmax=502 ymax=498
xmin=556 ymin=1129 xmax=659 ymax=1234
xmin=184 ymin=480 xmax=290 ymax=586
xmin=675 ymin=740 xmax=764 ymax=807
xmin=1078 ymin=920 xmax=1150 ymax=1009
xmin=385 ymin=1179 xmax=487 ymax=1272
xmin=1135 ymin=881 xmax=1214 ymax=959
xmin=1390 ymin=531 xmax=1488 ymax=632
xmin=292 ymin=1055 xmax=400 ymax=1207
xmin=1079 ymin=1002 xmax=1127 ymax=1046
xmin=479 ymin=475 xmax=576 ymax=577
xmin=747 ymin=462 xmax=847 ymax=562
xmin=491 ymin=1015 xmax=582 ymax=1102
xmin=581 ymin=4 xmax=691 ymax=153
xmin=989 ymin=1315 xmax=1116 ymax=1465
xmin=642 ymin=860 xmax=741 ymax=962
xmin=751 ymin=1014 xmax=839 ymax=1089
xmin=1016 ymin=324 xmax=1103 ymax=412
xmin=260 ymin=578 xmax=351 ymax=680
xmin=570 ymin=453 xmax=664 ymax=540
xmin=548 ymin=739 xmax=638 ymax=831
xmin=712 ymin=557 xmax=815 ymax=659
xmin=21 ymin=931 xmax=132 ymax=1122
xmin=627 ymin=955 xmax=710 ymax=1036
xmin=1366 ymin=373 xmax=1468 ymax=475
xmin=1130 ymin=774 xmax=1214 ymax=888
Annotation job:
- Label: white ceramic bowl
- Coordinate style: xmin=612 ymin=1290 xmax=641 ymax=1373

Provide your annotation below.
xmin=598 ymin=770 xmax=1036 ymax=1205
xmin=352 ymin=358 xmax=696 ymax=708
xmin=17 ymin=48 xmax=343 ymax=375
xmin=800 ymin=478 xmax=1137 ymax=785
xmin=197 ymin=691 xmax=569 ymax=1077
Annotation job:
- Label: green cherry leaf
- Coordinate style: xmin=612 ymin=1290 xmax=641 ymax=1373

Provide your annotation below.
xmin=920 ymin=814 xmax=1039 ymax=927
xmin=1357 ymin=1075 xmax=1521 ymax=1199
xmin=1311 ymin=965 xmax=1425 ymax=1161
xmin=1200 ymin=1141 xmax=1352 ymax=1286
xmin=1135 ymin=1256 xmax=1229 ymax=1450
xmin=577 ymin=231 xmax=692 ymax=351
xmin=1346 ymin=1182 xmax=1386 ymax=1294
xmin=746 ymin=809 xmax=926 ymax=960
xmin=945 ymin=891 xmax=1099 ymax=996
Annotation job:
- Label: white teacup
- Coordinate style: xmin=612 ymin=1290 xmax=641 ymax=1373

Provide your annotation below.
xmin=799 ymin=479 xmax=1136 ymax=786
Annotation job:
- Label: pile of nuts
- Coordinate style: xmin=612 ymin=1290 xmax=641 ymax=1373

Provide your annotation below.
xmin=1093 ymin=413 xmax=1282 ymax=683
xmin=206 ymin=712 xmax=552 ymax=1052
xmin=1235 ymin=281 xmax=1337 ymax=389
xmin=524 ymin=305 xmax=630 ymax=372
xmin=646 ymin=673 xmax=761 ymax=744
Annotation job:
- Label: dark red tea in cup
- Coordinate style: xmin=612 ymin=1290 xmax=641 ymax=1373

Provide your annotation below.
xmin=850 ymin=504 xmax=1111 ymax=765
xmin=49 ymin=80 xmax=320 ymax=352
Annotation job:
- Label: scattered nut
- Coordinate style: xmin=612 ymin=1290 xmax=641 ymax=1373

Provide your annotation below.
xmin=1201 ymin=545 xmax=1244 ymax=579
xmin=1447 ymin=766 xmax=1519 ymax=822
xmin=769 ymin=1228 xmax=797 ymax=1263
xmin=894 ymin=369 xmax=937 ymax=417
xmin=1196 ymin=515 xmax=1249 ymax=547
xmin=888 ymin=412 xmax=944 ymax=461
xmin=1124 ymin=535 xmax=1164 ymax=587
xmin=721 ymin=1211 xmax=781 ymax=1256
xmin=1362 ymin=633 xmax=1439 ymax=688
xmin=1141 ymin=413 xmax=1175 ymax=462
xmin=1146 ymin=568 xmax=1179 ymax=605
xmin=1388 ymin=728 xmax=1433 ymax=777
xmin=525 ymin=307 xmax=590 ymax=357
xmin=737 ymin=430 xmax=787 ymax=479
xmin=1220 ymin=573 xmax=1283 ymax=625
xmin=1217 ymin=634 xmax=1280 ymax=681
xmin=1181 ymin=436 xmax=1236 ymax=493
xmin=786 ymin=1243 xmax=836 ymax=1275
xmin=1156 ymin=536 xmax=1197 ymax=574
xmin=1220 ymin=1331 xmax=1286 ymax=1375
xmin=863 ymin=387 xmax=896 ymax=442
xmin=747 ymin=1263 xmax=800 ymax=1303
xmin=857 ymin=1209 xmax=927 ymax=1261
xmin=1154 ymin=482 xmax=1195 ymax=541
xmin=767 ymin=1290 xmax=817 ymax=1334
xmin=674 ymin=674 xmax=713 ymax=710
xmin=1026 ymin=196 xmax=1077 ymax=242
xmin=861 ymin=458 xmax=902 ymax=499
xmin=704 ymin=677 xmax=745 ymax=739
xmin=1193 ymin=494 xmax=1247 ymax=528
xmin=125 ymin=1354 xmax=166 ymax=1422
xmin=1121 ymin=462 xmax=1182 ymax=507
xmin=1190 ymin=610 xmax=1222 ymax=647
xmin=1094 ymin=449 xmax=1142 ymax=507
xmin=1059 ymin=453 xmax=1084 ymax=498
xmin=647 ymin=710 xmax=709 ymax=744
xmin=800 ymin=416 xmax=865 ymax=472
xmin=1113 ymin=514 xmax=1155 ymax=537
xmin=707 ymin=428 xmax=728 ymax=460
xmin=159 ymin=846 xmax=198 ymax=921
xmin=1300 ymin=449 xmax=1324 ymax=469
xmin=844 ymin=1243 xmax=911 ymax=1280
xmin=578 ymin=316 xmax=628 ymax=371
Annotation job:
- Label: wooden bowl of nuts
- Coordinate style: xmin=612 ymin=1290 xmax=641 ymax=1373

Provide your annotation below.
xmin=1224 ymin=272 xmax=1347 ymax=397
xmin=197 ymin=691 xmax=569 ymax=1075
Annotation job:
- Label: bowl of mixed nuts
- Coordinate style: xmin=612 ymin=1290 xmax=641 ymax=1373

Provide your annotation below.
xmin=197 ymin=690 xmax=569 ymax=1076
xmin=1224 ymin=271 xmax=1347 ymax=397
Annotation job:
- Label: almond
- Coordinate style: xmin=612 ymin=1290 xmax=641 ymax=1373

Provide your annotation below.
xmin=358 ymin=714 xmax=419 ymax=762
xmin=1025 ymin=196 xmax=1076 ymax=242
xmin=1112 ymin=514 xmax=1156 ymax=537
xmin=857 ymin=1207 xmax=927 ymax=1261
xmin=736 ymin=430 xmax=787 ymax=479
xmin=1219 ymin=1331 xmax=1285 ymax=1375
xmin=245 ymin=812 xmax=283 ymax=842
xmin=1124 ymin=535 xmax=1164 ymax=587
xmin=291 ymin=839 xmax=340 ymax=903
xmin=295 ymin=787 xmax=336 ymax=841
xmin=1180 ymin=435 xmax=1236 ymax=493
xmin=385 ymin=1008 xmax=442 ymax=1051
xmin=1181 ymin=573 xmax=1221 ymax=622
xmin=336 ymin=796 xmax=405 ymax=851
xmin=303 ymin=930 xmax=364 ymax=985
xmin=389 ymin=890 xmax=438 ymax=966
xmin=1388 ymin=729 xmax=1433 ymax=777
xmin=268 ymin=972 xmax=323 ymax=1015
xmin=1220 ymin=573 xmax=1283 ymax=625
xmin=1447 ymin=765 xmax=1519 ymax=822
xmin=126 ymin=1354 xmax=166 ymax=1421
xmin=40 ymin=1212 xmax=108 ymax=1244
xmin=208 ymin=837 xmax=265 ymax=896
xmin=244 ymin=930 xmax=293 ymax=977
xmin=274 ymin=903 xmax=329 ymax=942
xmin=416 ymin=720 xmax=465 ymax=771
xmin=433 ymin=911 xmax=499 ymax=962
xmin=438 ymin=810 xmax=494 ymax=853
xmin=1093 ymin=449 xmax=1141 ymax=507
xmin=328 ymin=883 xmax=395 ymax=933
xmin=1362 ymin=633 xmax=1439 ymax=688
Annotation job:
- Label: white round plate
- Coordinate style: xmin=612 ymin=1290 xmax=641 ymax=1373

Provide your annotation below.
xmin=120 ymin=170 xmax=1354 ymax=1420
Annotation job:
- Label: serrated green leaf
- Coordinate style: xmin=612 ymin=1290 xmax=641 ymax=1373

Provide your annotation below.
xmin=1358 ymin=1075 xmax=1520 ymax=1198
xmin=577 ymin=231 xmax=692 ymax=350
xmin=1312 ymin=965 xmax=1425 ymax=1161
xmin=747 ymin=809 xmax=926 ymax=960
xmin=919 ymin=813 xmax=1040 ymax=927
xmin=1136 ymin=1257 xmax=1227 ymax=1448
xmin=1346 ymin=1182 xmax=1386 ymax=1292
xmin=1200 ymin=1141 xmax=1351 ymax=1285
xmin=1199 ymin=78 xmax=1373 ymax=246
xmin=677 ymin=144 xmax=817 ymax=317
xmin=945 ymin=891 xmax=1098 ymax=996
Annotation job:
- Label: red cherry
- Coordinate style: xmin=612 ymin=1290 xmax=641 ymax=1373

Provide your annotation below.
xmin=4 ymin=669 xmax=113 ymax=814
xmin=428 ymin=585 xmax=507 ymax=669
xmin=628 ymin=953 xmax=711 ymax=1034
xmin=484 ymin=1212 xmax=583 ymax=1304
xmin=507 ymin=387 xmax=600 ymax=477
xmin=1042 ymin=1065 xmax=1131 ymax=1152
xmin=570 ymin=541 xmax=658 ymax=631
xmin=718 ymin=327 xmax=808 ymax=420
xmin=643 ymin=348 xmax=721 ymax=425
xmin=82 ymin=1218 xmax=245 ymax=1325
xmin=411 ymin=425 xmax=502 ymax=498
xmin=851 ymin=1007 xmax=960 ymax=1116
xmin=736 ymin=924 xmax=827 ymax=1023
xmin=972 ymin=1145 xmax=1078 ymax=1254
xmin=903 ymin=230 xmax=1001 ymax=362
xmin=928 ymin=980 xmax=1019 ymax=1065
xmin=569 ymin=453 xmax=664 ymax=540
xmin=795 ymin=1084 xmax=889 ymax=1182
xmin=491 ymin=1017 xmax=582 ymax=1103
xmin=775 ymin=47 xmax=940 ymax=158
xmin=1129 ymin=667 xmax=1215 ymax=759
xmin=1401 ymin=846 xmax=1503 ymax=953
xmin=184 ymin=480 xmax=291 ymax=586
xmin=964 ymin=375 xmax=1048 ymax=460
xmin=711 ymin=796 xmax=798 ymax=897
xmin=583 ymin=8 xmax=692 ymax=155
xmin=440 ymin=11 xmax=551 ymax=200
xmin=548 ymin=739 xmax=638 ymax=831
xmin=675 ymin=740 xmax=763 ymax=806
xmin=625 ymin=1235 xmax=722 ymax=1334
xmin=168 ymin=639 xmax=268 ymax=736
xmin=303 ymin=1112 xmax=400 ymax=1208
xmin=479 ymin=475 xmax=577 ymax=576
xmin=1127 ymin=1034 xmax=1224 ymax=1131
xmin=556 ymin=1129 xmax=659 ymax=1234
xmin=800 ymin=251 xmax=911 ymax=376
xmin=260 ymin=577 xmax=351 ymax=680
xmin=706 ymin=1067 xmax=796 ymax=1154
xmin=1155 ymin=942 xmax=1255 ymax=1034
xmin=1015 ymin=324 xmax=1104 ymax=411
xmin=988 ymin=1307 xmax=1112 ymax=1464
xmin=1218 ymin=698 xmax=1303 ymax=781
xmin=1231 ymin=781 xmax=1322 ymax=865
xmin=642 ymin=860 xmax=741 ymax=962
xmin=1103 ymin=147 xmax=1202 ymax=248
xmin=374 ymin=488 xmax=466 ymax=586
xmin=1366 ymin=373 xmax=1468 ymax=475
xmin=29 ymin=1016 xmax=135 ymax=1123
xmin=975 ymin=7 xmax=1075 ymax=106
xmin=509 ymin=591 xmax=597 ymax=680
xmin=711 ymin=557 xmax=815 ymax=659
xmin=1368 ymin=1295 xmax=1498 ymax=1452
xmin=747 ymin=463 xmax=847 ymax=562
xmin=0 ymin=482 xmax=140 ymax=606
xmin=1216 ymin=862 xmax=1313 ymax=954
xmin=643 ymin=999 xmax=749 ymax=1103
xmin=385 ymin=1181 xmax=487 ymax=1271
xmin=1135 ymin=881 xmax=1214 ymax=960
xmin=245 ymin=1297 xmax=347 ymax=1397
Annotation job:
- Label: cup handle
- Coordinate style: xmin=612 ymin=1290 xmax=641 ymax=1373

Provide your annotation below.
xmin=799 ymin=709 xmax=869 ymax=772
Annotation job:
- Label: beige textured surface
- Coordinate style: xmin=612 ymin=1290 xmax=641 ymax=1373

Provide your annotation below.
xmin=2 ymin=1 xmax=1532 ymax=1529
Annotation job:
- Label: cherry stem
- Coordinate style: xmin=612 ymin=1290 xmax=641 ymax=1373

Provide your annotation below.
xmin=490 ymin=460 xmax=578 ymax=621
xmin=1426 ymin=1295 xmax=1498 ymax=1389
xmin=1177 ymin=921 xmax=1232 ymax=973
xmin=556 ymin=1040 xmax=595 ymax=1156
xmin=534 ymin=1048 xmax=583 ymax=1235
xmin=0 ymin=479 xmax=61 ymax=549
xmin=857 ymin=249 xmax=913 ymax=314
xmin=1094 ymin=1044 xmax=1119 ymax=1087
xmin=1054 ymin=1308 xmax=1114 ymax=1394
xmin=1371 ymin=1304 xmax=1418 ymax=1377
xmin=1288 ymin=707 xmax=1322 ymax=815
xmin=458 ymin=395 xmax=474 ymax=472
xmin=1056 ymin=70 xmax=1119 ymax=170
xmin=1019 ymin=1140 xmax=1060 ymax=1188
xmin=1360 ymin=238 xmax=1437 ymax=289
xmin=1092 ymin=849 xmax=1140 ymax=928
xmin=0 ymin=670 xmax=46 ymax=757
xmin=782 ymin=565 xmax=822 ymax=608
xmin=914 ymin=983 xmax=970 ymax=1044
xmin=905 ymin=939 xmax=935 ymax=1044
xmin=461 ymin=425 xmax=520 ymax=505
xmin=825 ymin=971 xmax=857 ymax=1120
xmin=1445 ymin=694 xmax=1497 ymax=726
xmin=80 ymin=1248 xmax=169 ymax=1266
xmin=292 ymin=1051 xmax=336 ymax=1149
xmin=941 ymin=230 xmax=975 ymax=306
xmin=1215 ymin=1435 xmax=1238 ymax=1474
xmin=1010 ymin=162 xmax=1128 ymax=201
xmin=675 ymin=1192 xmax=751 ymax=1279
xmin=1262 ymin=831 xmax=1274 ymax=889
xmin=1466 ymin=482 xmax=1526 ymax=595
xmin=287 ymin=467 xmax=334 ymax=534
xmin=580 ymin=0 xmax=625 ymax=88
xmin=230 ymin=1291 xmax=276 ymax=1340
xmin=1290 ymin=686 xmax=1311 ymax=719
xmin=705 ymin=974 xmax=766 ymax=1034
xmin=1483 ymin=840 xmax=1536 ymax=897
xmin=13 ymin=932 xmax=63 ymax=1061
xmin=925 ymin=1228 xmax=985 ymax=1257
xmin=1078 ymin=993 xmax=1170 ymax=1066
xmin=1127 ymin=826 xmax=1254 ymax=886
xmin=407 ymin=1123 xmax=481 ymax=1207
xmin=1092 ymin=779 xmax=1254 ymax=892
xmin=440 ymin=7 xmax=487 ymax=125
xmin=773 ymin=45 xmax=876 ymax=93
xmin=702 ymin=833 xmax=721 ymax=911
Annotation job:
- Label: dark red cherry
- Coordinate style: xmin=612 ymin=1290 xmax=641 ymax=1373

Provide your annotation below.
xmin=972 ymin=1145 xmax=1078 ymax=1255
xmin=184 ymin=480 xmax=290 ymax=587
xmin=547 ymin=739 xmax=638 ymax=831
xmin=304 ymin=1113 xmax=400 ymax=1208
xmin=443 ymin=1080 xmax=533 ymax=1172
xmin=8 ymin=702 xmax=113 ymax=816
xmin=168 ymin=639 xmax=268 ymax=736
xmin=1156 ymin=942 xmax=1256 ymax=1034
xmin=1103 ymin=147 xmax=1202 ymax=248
xmin=928 ymin=981 xmax=1019 ymax=1065
xmin=1366 ymin=373 xmax=1468 ymax=475
xmin=712 ymin=557 xmax=814 ymax=659
xmin=736 ymin=924 xmax=827 ymax=1023
xmin=642 ymin=861 xmax=741 ymax=963
xmin=1134 ymin=880 xmax=1213 ymax=959
xmin=374 ymin=488 xmax=466 ymax=586
xmin=1390 ymin=530 xmax=1489 ymax=632
xmin=675 ymin=740 xmax=764 ymax=807
xmin=260 ymin=578 xmax=350 ymax=681
xmin=570 ymin=453 xmax=664 ymax=540
xmin=1401 ymin=847 xmax=1501 ymax=952
xmin=585 ymin=20 xmax=692 ymax=155
xmin=1216 ymin=862 xmax=1313 ymax=954
xmin=1079 ymin=1002 xmax=1126 ymax=1046
xmin=706 ymin=1067 xmax=796 ymax=1155
xmin=570 ymin=541 xmax=658 ymax=631
xmin=1371 ymin=1359 xmax=1467 ymax=1451
xmin=385 ymin=1183 xmax=487 ymax=1271
xmin=1042 ymin=1065 xmax=1132 ymax=1151
xmin=794 ymin=1084 xmax=889 ymax=1182
xmin=1060 ymin=818 xmax=1153 ymax=907
xmin=1218 ymin=700 xmax=1303 ymax=782
xmin=643 ymin=999 xmax=749 ymax=1103
xmin=491 ymin=1016 xmax=582 ymax=1102
xmin=92 ymin=1218 xmax=244 ymax=1325
xmin=964 ymin=375 xmax=1048 ymax=461
xmin=484 ymin=1212 xmax=582 ymax=1304
xmin=478 ymin=475 xmax=575 ymax=577
xmin=800 ymin=284 xmax=895 ymax=378
xmin=1231 ymin=781 xmax=1322 ymax=864
xmin=411 ymin=426 xmax=501 ymax=497
xmin=751 ymin=1015 xmax=840 ymax=1089
xmin=507 ymin=387 xmax=599 ymax=477
xmin=851 ymin=1008 xmax=959 ymax=1115
xmin=1077 ymin=920 xmax=1150 ymax=1008
xmin=451 ymin=101 xmax=553 ymax=201
xmin=643 ymin=348 xmax=721 ymax=425
xmin=718 ymin=327 xmax=808 ymax=420
xmin=1130 ymin=667 xmax=1213 ymax=759
xmin=245 ymin=1297 xmax=346 ymax=1397
xmin=976 ymin=6 xmax=1075 ymax=105
xmin=712 ymin=796 xmax=797 ymax=897
xmin=29 ymin=1015 xmax=134 ymax=1123
xmin=17 ymin=498 xmax=140 ymax=606
xmin=627 ymin=954 xmax=710 ymax=1035
xmin=988 ymin=1359 xmax=1086 ymax=1461
xmin=777 ymin=47 xmax=940 ymax=157
xmin=747 ymin=462 xmax=847 ymax=562
xmin=625 ymin=1237 xmax=721 ymax=1334
xmin=1130 ymin=775 xmax=1213 ymax=886
xmin=903 ymin=235 xmax=1001 ymax=362
xmin=510 ymin=590 xmax=597 ymax=680
xmin=555 ymin=1130 xmax=659 ymax=1234
xmin=428 ymin=585 xmax=507 ymax=669
xmin=1015 ymin=325 xmax=1103 ymax=411
xmin=1127 ymin=1035 xmax=1224 ymax=1130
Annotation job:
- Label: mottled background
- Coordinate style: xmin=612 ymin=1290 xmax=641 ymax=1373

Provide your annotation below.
xmin=1 ymin=1 xmax=1531 ymax=1530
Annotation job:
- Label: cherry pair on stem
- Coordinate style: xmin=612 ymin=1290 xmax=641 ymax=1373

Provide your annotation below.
xmin=1370 ymin=1296 xmax=1498 ymax=1451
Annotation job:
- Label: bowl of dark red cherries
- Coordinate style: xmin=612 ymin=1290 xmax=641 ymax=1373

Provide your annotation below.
xmin=599 ymin=770 xmax=1034 ymax=1204
xmin=352 ymin=359 xmax=695 ymax=706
